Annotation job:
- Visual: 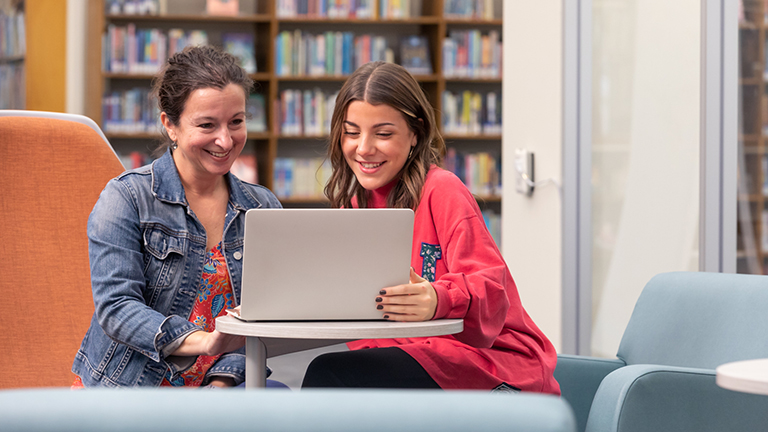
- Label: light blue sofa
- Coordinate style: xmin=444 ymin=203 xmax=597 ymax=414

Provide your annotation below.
xmin=555 ymin=271 xmax=768 ymax=432
xmin=0 ymin=388 xmax=576 ymax=432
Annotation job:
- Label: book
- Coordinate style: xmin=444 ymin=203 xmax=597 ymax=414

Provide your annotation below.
xmin=246 ymin=94 xmax=267 ymax=132
xmin=231 ymin=154 xmax=259 ymax=184
xmin=207 ymin=0 xmax=239 ymax=16
xmin=400 ymin=35 xmax=431 ymax=75
xmin=222 ymin=32 xmax=257 ymax=73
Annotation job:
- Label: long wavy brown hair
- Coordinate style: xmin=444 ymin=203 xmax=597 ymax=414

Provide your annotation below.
xmin=324 ymin=61 xmax=445 ymax=209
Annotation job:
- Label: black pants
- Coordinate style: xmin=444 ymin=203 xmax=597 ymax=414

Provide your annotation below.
xmin=301 ymin=347 xmax=441 ymax=389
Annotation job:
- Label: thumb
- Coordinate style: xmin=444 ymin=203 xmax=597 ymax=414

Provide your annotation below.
xmin=410 ymin=267 xmax=426 ymax=283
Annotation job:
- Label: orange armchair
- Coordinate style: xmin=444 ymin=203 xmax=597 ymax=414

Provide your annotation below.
xmin=0 ymin=111 xmax=125 ymax=388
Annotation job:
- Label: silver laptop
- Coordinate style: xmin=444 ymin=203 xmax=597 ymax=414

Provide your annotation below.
xmin=239 ymin=208 xmax=414 ymax=321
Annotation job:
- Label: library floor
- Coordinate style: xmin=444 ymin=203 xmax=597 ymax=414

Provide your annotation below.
xmin=266 ymin=343 xmax=349 ymax=389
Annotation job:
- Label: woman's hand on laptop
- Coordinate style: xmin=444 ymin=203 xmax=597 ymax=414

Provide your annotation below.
xmin=376 ymin=267 xmax=437 ymax=322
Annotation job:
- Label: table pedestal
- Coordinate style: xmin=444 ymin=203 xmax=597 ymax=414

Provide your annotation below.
xmin=216 ymin=316 xmax=463 ymax=388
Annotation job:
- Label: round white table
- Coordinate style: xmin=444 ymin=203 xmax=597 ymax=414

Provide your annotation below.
xmin=715 ymin=358 xmax=768 ymax=396
xmin=216 ymin=315 xmax=464 ymax=388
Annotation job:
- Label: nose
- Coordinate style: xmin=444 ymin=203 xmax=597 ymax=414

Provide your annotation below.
xmin=216 ymin=126 xmax=234 ymax=149
xmin=357 ymin=133 xmax=376 ymax=157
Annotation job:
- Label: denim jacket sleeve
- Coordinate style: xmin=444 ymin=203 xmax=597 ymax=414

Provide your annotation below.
xmin=88 ymin=178 xmax=200 ymax=366
xmin=202 ymin=347 xmax=246 ymax=386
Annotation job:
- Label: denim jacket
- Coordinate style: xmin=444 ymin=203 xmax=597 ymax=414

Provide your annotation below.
xmin=72 ymin=149 xmax=281 ymax=387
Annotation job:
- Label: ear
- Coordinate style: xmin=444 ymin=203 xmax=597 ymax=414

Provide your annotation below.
xmin=160 ymin=112 xmax=177 ymax=142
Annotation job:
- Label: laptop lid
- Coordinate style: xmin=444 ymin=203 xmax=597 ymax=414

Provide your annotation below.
xmin=239 ymin=208 xmax=414 ymax=321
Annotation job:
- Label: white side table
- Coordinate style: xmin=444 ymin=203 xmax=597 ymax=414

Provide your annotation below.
xmin=216 ymin=316 xmax=463 ymax=388
xmin=715 ymin=358 xmax=768 ymax=396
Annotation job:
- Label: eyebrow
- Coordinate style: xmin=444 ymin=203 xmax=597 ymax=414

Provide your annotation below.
xmin=343 ymin=120 xmax=396 ymax=128
xmin=192 ymin=112 xmax=246 ymax=122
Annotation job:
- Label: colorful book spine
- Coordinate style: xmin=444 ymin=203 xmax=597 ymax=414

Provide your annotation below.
xmin=442 ymin=29 xmax=501 ymax=78
xmin=444 ymin=148 xmax=501 ymax=197
xmin=104 ymin=25 xmax=205 ymax=73
xmin=101 ymin=87 xmax=161 ymax=134
xmin=277 ymin=0 xmax=374 ymax=19
xmin=272 ymin=157 xmax=332 ymax=199
xmin=277 ymin=88 xmax=338 ymax=135
xmin=441 ymin=90 xmax=501 ymax=135
xmin=444 ymin=0 xmax=498 ymax=20
xmin=275 ymin=30 xmax=393 ymax=77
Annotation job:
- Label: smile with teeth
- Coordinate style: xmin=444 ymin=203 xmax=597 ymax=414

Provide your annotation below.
xmin=359 ymin=161 xmax=384 ymax=169
xmin=206 ymin=149 xmax=230 ymax=158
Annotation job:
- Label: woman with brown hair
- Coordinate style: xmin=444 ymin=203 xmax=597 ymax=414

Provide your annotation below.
xmin=302 ymin=61 xmax=560 ymax=393
xmin=72 ymin=45 xmax=284 ymax=388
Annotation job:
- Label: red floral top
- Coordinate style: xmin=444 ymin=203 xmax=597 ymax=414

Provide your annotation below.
xmin=72 ymin=242 xmax=235 ymax=389
xmin=160 ymin=242 xmax=235 ymax=386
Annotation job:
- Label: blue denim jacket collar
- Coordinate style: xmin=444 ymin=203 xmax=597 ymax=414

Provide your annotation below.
xmin=150 ymin=149 xmax=263 ymax=212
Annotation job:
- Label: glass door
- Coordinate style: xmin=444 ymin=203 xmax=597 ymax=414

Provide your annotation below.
xmin=587 ymin=0 xmax=703 ymax=357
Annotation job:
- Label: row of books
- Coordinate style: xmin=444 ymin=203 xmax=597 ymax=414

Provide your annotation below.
xmin=0 ymin=63 xmax=24 ymax=109
xmin=276 ymin=88 xmax=338 ymax=136
xmin=277 ymin=0 xmax=375 ymax=18
xmin=103 ymin=89 xmax=266 ymax=134
xmin=103 ymin=26 xmax=256 ymax=74
xmin=246 ymin=94 xmax=267 ymax=133
xmin=100 ymin=88 xmax=499 ymax=137
xmin=0 ymin=7 xmax=24 ymax=58
xmin=442 ymin=29 xmax=502 ymax=78
xmin=102 ymin=88 xmax=160 ymax=134
xmin=275 ymin=30 xmax=393 ymax=77
xmin=444 ymin=148 xmax=501 ymax=197
xmin=379 ymin=0 xmax=422 ymax=19
xmin=106 ymin=0 xmax=162 ymax=15
xmin=442 ymin=90 xmax=502 ymax=136
xmin=273 ymin=157 xmax=333 ymax=199
xmin=444 ymin=0 xmax=500 ymax=20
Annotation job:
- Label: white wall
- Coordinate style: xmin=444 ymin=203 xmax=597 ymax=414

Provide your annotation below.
xmin=66 ymin=0 xmax=87 ymax=114
xmin=502 ymin=1 xmax=564 ymax=351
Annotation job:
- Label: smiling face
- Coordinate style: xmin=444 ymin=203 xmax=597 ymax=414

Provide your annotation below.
xmin=162 ymin=83 xmax=247 ymax=185
xmin=341 ymin=100 xmax=417 ymax=191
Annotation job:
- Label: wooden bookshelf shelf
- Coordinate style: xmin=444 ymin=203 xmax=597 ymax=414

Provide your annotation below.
xmin=105 ymin=13 xmax=272 ymax=23
xmin=739 ymin=77 xmax=761 ymax=86
xmin=277 ymin=17 xmax=441 ymax=24
xmin=0 ymin=55 xmax=25 ymax=64
xmin=443 ymin=134 xmax=502 ymax=141
xmin=444 ymin=77 xmax=502 ymax=83
xmin=444 ymin=18 xmax=503 ymax=26
xmin=279 ymin=197 xmax=330 ymax=205
xmin=474 ymin=195 xmax=502 ymax=202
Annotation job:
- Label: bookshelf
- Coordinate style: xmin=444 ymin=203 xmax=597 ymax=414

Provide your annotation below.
xmin=0 ymin=0 xmax=25 ymax=109
xmin=86 ymin=0 xmax=503 ymax=244
xmin=739 ymin=0 xmax=768 ymax=272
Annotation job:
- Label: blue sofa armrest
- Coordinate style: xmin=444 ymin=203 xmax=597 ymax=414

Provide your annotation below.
xmin=555 ymin=354 xmax=626 ymax=432
xmin=0 ymin=388 xmax=577 ymax=432
xmin=585 ymin=364 xmax=768 ymax=432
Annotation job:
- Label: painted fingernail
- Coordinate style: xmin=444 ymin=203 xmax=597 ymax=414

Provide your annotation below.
xmin=375 ymin=297 xmax=382 ymax=302
xmin=377 ymin=305 xmax=384 ymax=310
xmin=383 ymin=315 xmax=390 ymax=319
xmin=379 ymin=290 xmax=387 ymax=295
